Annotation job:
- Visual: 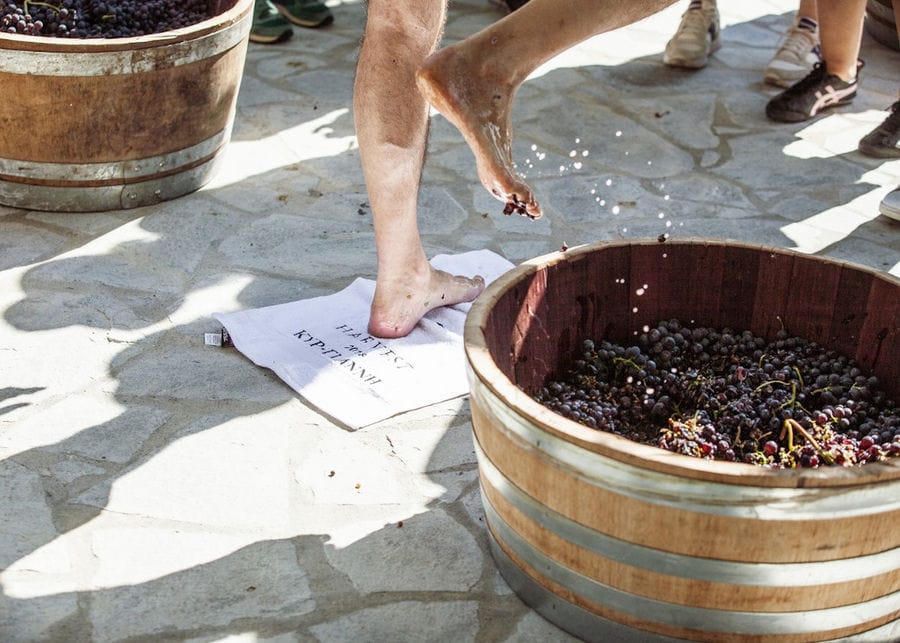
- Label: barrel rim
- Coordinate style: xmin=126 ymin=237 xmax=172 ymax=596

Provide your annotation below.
xmin=463 ymin=238 xmax=900 ymax=488
xmin=0 ymin=0 xmax=251 ymax=52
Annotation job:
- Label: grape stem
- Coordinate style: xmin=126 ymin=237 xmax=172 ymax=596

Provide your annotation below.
xmin=753 ymin=377 xmax=812 ymax=415
xmin=779 ymin=419 xmax=795 ymax=450
xmin=753 ymin=378 xmax=790 ymax=394
xmin=612 ymin=356 xmax=640 ymax=371
xmin=780 ymin=418 xmax=835 ymax=465
xmin=24 ymin=1 xmax=61 ymax=14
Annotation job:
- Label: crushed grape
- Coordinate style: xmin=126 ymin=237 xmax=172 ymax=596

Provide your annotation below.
xmin=535 ymin=320 xmax=900 ymax=468
xmin=1 ymin=0 xmax=214 ymax=38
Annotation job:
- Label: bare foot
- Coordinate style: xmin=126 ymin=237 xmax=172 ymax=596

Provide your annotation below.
xmin=368 ymin=266 xmax=486 ymax=338
xmin=416 ymin=47 xmax=542 ymax=220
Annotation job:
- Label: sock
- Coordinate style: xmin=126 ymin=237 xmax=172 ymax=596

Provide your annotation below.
xmin=797 ymin=16 xmax=817 ymax=32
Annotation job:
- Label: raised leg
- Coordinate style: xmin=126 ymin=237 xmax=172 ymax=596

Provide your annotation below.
xmin=416 ymin=0 xmax=678 ymax=219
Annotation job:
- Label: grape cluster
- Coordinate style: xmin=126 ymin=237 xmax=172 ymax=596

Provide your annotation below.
xmin=1 ymin=0 xmax=213 ymax=38
xmin=535 ymin=320 xmax=900 ymax=468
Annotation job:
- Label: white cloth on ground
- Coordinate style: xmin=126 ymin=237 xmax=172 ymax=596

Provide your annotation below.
xmin=213 ymin=250 xmax=514 ymax=429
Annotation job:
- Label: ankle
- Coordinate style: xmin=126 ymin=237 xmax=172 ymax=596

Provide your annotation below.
xmin=832 ymin=68 xmax=857 ymax=83
xmin=820 ymin=62 xmax=855 ymax=83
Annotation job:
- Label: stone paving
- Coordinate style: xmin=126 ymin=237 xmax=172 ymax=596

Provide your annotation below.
xmin=1 ymin=0 xmax=899 ymax=641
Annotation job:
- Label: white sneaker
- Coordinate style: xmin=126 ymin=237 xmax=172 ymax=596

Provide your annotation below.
xmin=663 ymin=5 xmax=721 ymax=69
xmin=880 ymin=187 xmax=900 ymax=222
xmin=764 ymin=20 xmax=821 ymax=88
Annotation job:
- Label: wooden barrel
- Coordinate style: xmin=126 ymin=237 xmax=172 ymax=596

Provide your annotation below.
xmin=464 ymin=239 xmax=900 ymax=642
xmin=866 ymin=0 xmax=899 ymax=52
xmin=0 ymin=0 xmax=251 ymax=212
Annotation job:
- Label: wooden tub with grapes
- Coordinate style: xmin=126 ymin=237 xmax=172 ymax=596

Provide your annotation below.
xmin=0 ymin=0 xmax=251 ymax=211
xmin=463 ymin=239 xmax=899 ymax=642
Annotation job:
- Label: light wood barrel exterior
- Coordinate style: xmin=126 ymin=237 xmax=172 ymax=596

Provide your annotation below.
xmin=464 ymin=240 xmax=900 ymax=642
xmin=0 ymin=0 xmax=251 ymax=212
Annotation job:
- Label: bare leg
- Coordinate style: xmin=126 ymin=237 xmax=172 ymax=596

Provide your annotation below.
xmin=354 ymin=1 xmax=485 ymax=338
xmin=416 ymin=0 xmax=678 ymax=219
xmin=816 ymin=0 xmax=865 ymax=81
xmin=797 ymin=0 xmax=817 ymax=21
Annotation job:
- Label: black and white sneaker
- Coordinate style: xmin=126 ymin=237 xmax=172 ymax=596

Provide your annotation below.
xmin=766 ymin=62 xmax=859 ymax=123
xmin=858 ymin=101 xmax=900 ymax=159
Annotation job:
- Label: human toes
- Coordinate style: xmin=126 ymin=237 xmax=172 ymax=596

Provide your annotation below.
xmin=446 ymin=273 xmax=486 ymax=304
xmin=498 ymin=191 xmax=541 ymax=220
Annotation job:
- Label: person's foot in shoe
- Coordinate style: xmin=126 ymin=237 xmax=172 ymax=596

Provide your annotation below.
xmin=880 ymin=188 xmax=900 ymax=222
xmin=858 ymin=100 xmax=900 ymax=159
xmin=764 ymin=15 xmax=820 ymax=88
xmin=271 ymin=0 xmax=333 ymax=28
xmin=766 ymin=61 xmax=860 ymax=123
xmin=663 ymin=0 xmax=721 ymax=69
xmin=250 ymin=0 xmax=293 ymax=43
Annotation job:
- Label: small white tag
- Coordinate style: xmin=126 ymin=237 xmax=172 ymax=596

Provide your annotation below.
xmin=204 ymin=329 xmax=232 ymax=347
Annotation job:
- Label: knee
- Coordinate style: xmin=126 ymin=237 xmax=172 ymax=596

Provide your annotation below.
xmin=364 ymin=5 xmax=443 ymax=55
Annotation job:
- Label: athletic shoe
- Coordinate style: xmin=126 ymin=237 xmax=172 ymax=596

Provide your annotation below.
xmin=766 ymin=62 xmax=858 ymax=123
xmin=764 ymin=18 xmax=821 ymax=88
xmin=880 ymin=188 xmax=900 ymax=222
xmin=250 ymin=0 xmax=293 ymax=44
xmin=858 ymin=101 xmax=900 ymax=159
xmin=663 ymin=4 xmax=721 ymax=69
xmin=271 ymin=0 xmax=333 ymax=28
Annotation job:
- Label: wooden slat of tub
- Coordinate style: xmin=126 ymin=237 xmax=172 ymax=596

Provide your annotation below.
xmin=627 ymin=242 xmax=726 ymax=333
xmin=486 ymin=274 xmax=531 ymax=379
xmin=508 ymin=270 xmax=551 ymax=390
xmin=583 ymin=243 xmax=633 ymax=344
xmin=480 ymin=470 xmax=900 ymax=612
xmin=487 ymin=520 xmax=900 ymax=643
xmin=719 ymin=244 xmax=762 ymax=331
xmin=856 ymin=275 xmax=900 ymax=395
xmin=482 ymin=268 xmax=546 ymax=383
xmin=829 ymin=266 xmax=874 ymax=363
xmin=510 ymin=247 xmax=635 ymax=389
xmin=784 ymin=256 xmax=842 ymax=345
xmin=0 ymin=50 xmax=239 ymax=163
xmin=682 ymin=242 xmax=725 ymax=327
xmin=545 ymin=254 xmax=586 ymax=369
xmin=626 ymin=243 xmax=664 ymax=333
xmin=749 ymin=249 xmax=795 ymax=340
xmin=471 ymin=400 xmax=900 ymax=563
